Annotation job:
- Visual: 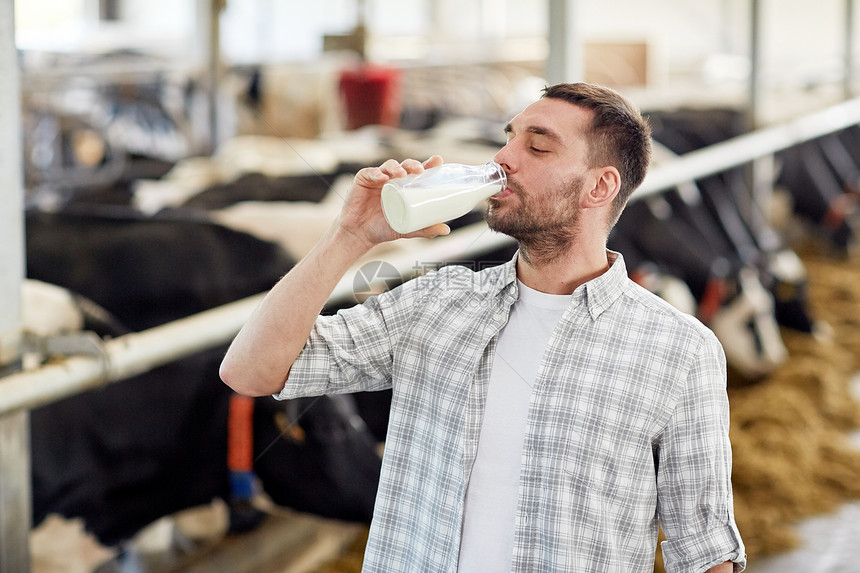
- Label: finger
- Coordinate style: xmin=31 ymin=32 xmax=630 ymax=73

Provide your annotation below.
xmin=400 ymin=158 xmax=426 ymax=175
xmin=403 ymin=222 xmax=451 ymax=239
xmin=379 ymin=158 xmax=408 ymax=178
xmin=354 ymin=166 xmax=390 ymax=187
xmin=423 ymin=155 xmax=444 ymax=169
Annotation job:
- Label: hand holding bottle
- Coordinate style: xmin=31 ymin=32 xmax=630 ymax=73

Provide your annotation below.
xmin=338 ymin=156 xmax=450 ymax=248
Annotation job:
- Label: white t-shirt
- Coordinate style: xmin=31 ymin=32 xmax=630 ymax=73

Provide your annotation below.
xmin=457 ymin=279 xmax=571 ymax=572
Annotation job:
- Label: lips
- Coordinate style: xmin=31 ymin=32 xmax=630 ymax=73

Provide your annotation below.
xmin=491 ymin=187 xmax=513 ymax=199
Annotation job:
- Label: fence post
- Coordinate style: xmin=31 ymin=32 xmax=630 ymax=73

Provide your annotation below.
xmin=546 ymin=0 xmax=584 ymax=84
xmin=0 ymin=0 xmax=31 ymax=570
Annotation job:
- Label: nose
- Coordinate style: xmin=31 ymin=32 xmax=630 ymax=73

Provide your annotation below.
xmin=493 ymin=143 xmax=514 ymax=174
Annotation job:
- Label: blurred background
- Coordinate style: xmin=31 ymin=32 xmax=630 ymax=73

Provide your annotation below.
xmin=3 ymin=1 xmax=860 ymax=572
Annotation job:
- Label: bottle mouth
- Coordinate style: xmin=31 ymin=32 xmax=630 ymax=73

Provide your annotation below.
xmin=490 ymin=161 xmax=507 ymax=189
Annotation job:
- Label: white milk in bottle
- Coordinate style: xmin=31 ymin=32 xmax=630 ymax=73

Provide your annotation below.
xmin=381 ymin=162 xmax=507 ymax=234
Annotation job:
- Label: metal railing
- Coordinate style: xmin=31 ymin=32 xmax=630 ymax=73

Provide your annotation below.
xmin=1 ymin=0 xmax=29 ymax=569
xmin=0 ymin=223 xmax=514 ymax=415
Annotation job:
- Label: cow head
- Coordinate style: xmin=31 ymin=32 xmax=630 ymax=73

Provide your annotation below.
xmin=707 ymin=267 xmax=789 ymax=381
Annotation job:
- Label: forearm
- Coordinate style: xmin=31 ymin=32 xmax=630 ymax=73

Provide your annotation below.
xmin=220 ymin=156 xmax=446 ymax=397
xmin=219 ymin=222 xmax=372 ymax=396
xmin=705 ymin=561 xmax=733 ymax=573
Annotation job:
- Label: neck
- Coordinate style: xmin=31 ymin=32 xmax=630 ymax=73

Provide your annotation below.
xmin=517 ymin=237 xmax=610 ymax=295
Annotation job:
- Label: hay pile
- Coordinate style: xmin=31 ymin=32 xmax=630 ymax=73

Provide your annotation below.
xmin=313 ymin=239 xmax=860 ymax=573
xmin=727 ymin=241 xmax=860 ymax=560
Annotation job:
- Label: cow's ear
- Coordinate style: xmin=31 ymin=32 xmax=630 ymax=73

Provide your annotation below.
xmin=583 ymin=165 xmax=621 ymax=209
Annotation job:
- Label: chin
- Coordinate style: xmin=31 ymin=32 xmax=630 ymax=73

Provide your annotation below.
xmin=485 ymin=217 xmax=517 ymax=238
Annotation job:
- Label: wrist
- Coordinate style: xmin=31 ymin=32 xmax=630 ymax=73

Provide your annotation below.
xmin=327 ymin=220 xmax=376 ymax=260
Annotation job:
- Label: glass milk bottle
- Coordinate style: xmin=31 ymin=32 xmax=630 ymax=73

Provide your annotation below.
xmin=380 ymin=161 xmax=507 ymax=234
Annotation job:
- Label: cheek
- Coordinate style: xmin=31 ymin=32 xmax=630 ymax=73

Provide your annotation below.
xmin=543 ymin=173 xmax=585 ymax=205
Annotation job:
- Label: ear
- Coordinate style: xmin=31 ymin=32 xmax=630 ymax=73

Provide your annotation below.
xmin=582 ymin=166 xmax=621 ymax=209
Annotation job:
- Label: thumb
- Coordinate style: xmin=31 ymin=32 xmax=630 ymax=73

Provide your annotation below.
xmin=403 ymin=223 xmax=451 ymax=239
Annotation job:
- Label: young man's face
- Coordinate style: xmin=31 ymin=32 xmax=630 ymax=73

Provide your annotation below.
xmin=487 ymin=97 xmax=597 ymax=242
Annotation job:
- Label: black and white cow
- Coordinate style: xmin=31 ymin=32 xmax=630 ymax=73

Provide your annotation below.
xmin=24 ymin=206 xmax=382 ymax=547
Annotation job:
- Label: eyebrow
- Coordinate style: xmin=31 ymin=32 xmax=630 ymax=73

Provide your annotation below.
xmin=503 ymin=122 xmax=564 ymax=145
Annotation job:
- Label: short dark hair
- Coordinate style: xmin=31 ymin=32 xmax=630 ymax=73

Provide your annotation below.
xmin=541 ymin=83 xmax=652 ymax=228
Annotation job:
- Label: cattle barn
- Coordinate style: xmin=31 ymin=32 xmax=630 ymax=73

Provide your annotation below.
xmin=3 ymin=2 xmax=860 ymax=572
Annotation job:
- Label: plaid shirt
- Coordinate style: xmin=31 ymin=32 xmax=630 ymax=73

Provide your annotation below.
xmin=278 ymin=251 xmax=746 ymax=573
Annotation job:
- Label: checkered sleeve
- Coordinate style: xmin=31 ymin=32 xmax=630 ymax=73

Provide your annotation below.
xmin=275 ymin=298 xmax=394 ymax=401
xmin=275 ymin=269 xmax=444 ymax=401
xmin=657 ymin=330 xmax=747 ymax=573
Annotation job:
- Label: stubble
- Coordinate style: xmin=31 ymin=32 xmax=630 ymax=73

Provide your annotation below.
xmin=485 ymin=174 xmax=585 ymax=266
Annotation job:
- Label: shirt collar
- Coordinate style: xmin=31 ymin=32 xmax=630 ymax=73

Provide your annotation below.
xmin=490 ymin=249 xmax=628 ymax=320
xmin=580 ymin=249 xmax=627 ymax=321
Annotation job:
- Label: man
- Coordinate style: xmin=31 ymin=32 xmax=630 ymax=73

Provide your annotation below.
xmin=220 ymin=82 xmax=746 ymax=572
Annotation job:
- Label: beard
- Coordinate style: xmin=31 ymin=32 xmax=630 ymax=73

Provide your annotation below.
xmin=485 ymin=174 xmax=585 ymax=264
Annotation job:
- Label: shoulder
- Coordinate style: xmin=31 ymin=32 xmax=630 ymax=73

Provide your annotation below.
xmin=618 ymin=281 xmax=729 ymax=413
xmin=620 ymin=278 xmax=720 ymax=348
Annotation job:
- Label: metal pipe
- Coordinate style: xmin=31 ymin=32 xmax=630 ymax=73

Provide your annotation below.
xmin=0 ymin=410 xmax=30 ymax=573
xmin=0 ymin=0 xmax=31 ymax=568
xmin=846 ymin=0 xmax=856 ymax=99
xmin=746 ymin=0 xmax=765 ymax=230
xmin=196 ymin=0 xmax=223 ymax=154
xmin=546 ymin=0 xmax=583 ymax=84
xmin=749 ymin=0 xmax=763 ymax=131
xmin=0 ymin=293 xmax=261 ymax=416
xmin=636 ymin=95 xmax=860 ymax=198
xmin=208 ymin=0 xmax=222 ymax=153
xmin=0 ymin=224 xmax=513 ymax=416
xmin=0 ymin=0 xmax=23 ymax=367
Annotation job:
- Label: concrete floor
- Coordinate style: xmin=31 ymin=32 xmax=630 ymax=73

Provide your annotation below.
xmin=746 ymin=501 xmax=860 ymax=573
xmin=30 ymin=499 xmax=365 ymax=573
xmin=746 ymin=424 xmax=860 ymax=573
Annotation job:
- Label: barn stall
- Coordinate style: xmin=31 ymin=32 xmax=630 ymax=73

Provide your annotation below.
xmin=3 ymin=1 xmax=860 ymax=572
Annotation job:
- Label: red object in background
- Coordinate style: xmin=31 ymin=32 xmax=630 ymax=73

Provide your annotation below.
xmin=339 ymin=65 xmax=402 ymax=130
xmin=228 ymin=394 xmax=255 ymax=473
